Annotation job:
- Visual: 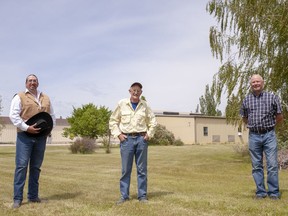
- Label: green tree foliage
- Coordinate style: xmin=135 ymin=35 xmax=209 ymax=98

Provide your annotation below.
xmin=206 ymin=0 xmax=288 ymax=127
xmin=199 ymin=84 xmax=222 ymax=116
xmin=63 ymin=103 xmax=111 ymax=140
xmin=140 ymin=95 xmax=146 ymax=101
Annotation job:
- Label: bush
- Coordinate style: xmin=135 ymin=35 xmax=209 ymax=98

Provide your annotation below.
xmin=276 ymin=111 xmax=288 ymax=149
xmin=278 ymin=140 xmax=288 ymax=150
xmin=173 ymin=139 xmax=184 ymax=146
xmin=232 ymin=143 xmax=249 ymax=157
xmin=233 ymin=142 xmax=288 ymax=170
xmin=278 ymin=149 xmax=288 ymax=170
xmin=149 ymin=124 xmax=184 ymax=146
xmin=69 ymin=137 xmax=97 ymax=154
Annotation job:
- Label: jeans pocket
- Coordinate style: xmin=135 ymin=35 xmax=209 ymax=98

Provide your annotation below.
xmin=120 ymin=139 xmax=128 ymax=149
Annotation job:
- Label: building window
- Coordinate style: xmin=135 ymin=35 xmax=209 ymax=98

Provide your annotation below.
xmin=212 ymin=135 xmax=220 ymax=142
xmin=228 ymin=135 xmax=235 ymax=142
xmin=203 ymin=127 xmax=208 ymax=136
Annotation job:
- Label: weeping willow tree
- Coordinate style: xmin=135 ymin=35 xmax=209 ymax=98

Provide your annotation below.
xmin=206 ymin=0 xmax=288 ymax=134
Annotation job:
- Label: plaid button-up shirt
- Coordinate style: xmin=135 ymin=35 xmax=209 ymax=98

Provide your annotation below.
xmin=240 ymin=91 xmax=282 ymax=130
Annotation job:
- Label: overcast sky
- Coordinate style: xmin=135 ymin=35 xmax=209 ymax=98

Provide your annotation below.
xmin=0 ymin=0 xmax=222 ymax=118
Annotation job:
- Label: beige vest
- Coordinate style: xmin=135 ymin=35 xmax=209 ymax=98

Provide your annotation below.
xmin=17 ymin=91 xmax=51 ymax=132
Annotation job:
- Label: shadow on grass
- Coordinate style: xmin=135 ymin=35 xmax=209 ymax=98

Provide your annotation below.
xmin=45 ymin=192 xmax=83 ymax=200
xmin=6 ymin=192 xmax=83 ymax=208
xmin=0 ymin=152 xmax=15 ymax=156
xmin=280 ymin=189 xmax=288 ymax=198
xmin=149 ymin=191 xmax=174 ymax=198
xmin=244 ymin=189 xmax=288 ymax=199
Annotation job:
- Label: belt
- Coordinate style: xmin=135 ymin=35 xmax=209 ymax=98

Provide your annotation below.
xmin=249 ymin=127 xmax=274 ymax=134
xmin=122 ymin=132 xmax=146 ymax=137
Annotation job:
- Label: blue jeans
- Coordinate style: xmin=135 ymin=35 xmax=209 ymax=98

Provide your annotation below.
xmin=120 ymin=135 xmax=148 ymax=200
xmin=249 ymin=130 xmax=279 ymax=197
xmin=14 ymin=132 xmax=47 ymax=202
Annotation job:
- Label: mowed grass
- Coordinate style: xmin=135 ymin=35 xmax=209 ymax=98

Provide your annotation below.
xmin=1 ymin=144 xmax=288 ymax=216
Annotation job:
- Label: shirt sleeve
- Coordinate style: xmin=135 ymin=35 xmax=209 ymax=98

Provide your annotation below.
xmin=9 ymin=95 xmax=29 ymax=131
xmin=109 ymin=103 xmax=122 ymax=138
xmin=49 ymin=103 xmax=56 ymax=127
xmin=145 ymin=105 xmax=157 ymax=137
xmin=239 ymin=99 xmax=247 ymax=118
xmin=274 ymin=95 xmax=283 ymax=114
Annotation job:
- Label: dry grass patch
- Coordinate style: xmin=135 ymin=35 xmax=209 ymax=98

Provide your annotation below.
xmin=0 ymin=144 xmax=288 ymax=216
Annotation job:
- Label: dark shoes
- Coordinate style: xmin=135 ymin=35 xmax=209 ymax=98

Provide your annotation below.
xmin=116 ymin=197 xmax=148 ymax=205
xmin=254 ymin=194 xmax=280 ymax=200
xmin=12 ymin=197 xmax=44 ymax=209
xmin=12 ymin=200 xmax=22 ymax=209
xmin=269 ymin=196 xmax=280 ymax=200
xmin=254 ymin=195 xmax=267 ymax=200
xmin=28 ymin=197 xmax=42 ymax=203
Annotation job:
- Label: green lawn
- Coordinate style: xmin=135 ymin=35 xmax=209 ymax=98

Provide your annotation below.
xmin=0 ymin=144 xmax=287 ymax=216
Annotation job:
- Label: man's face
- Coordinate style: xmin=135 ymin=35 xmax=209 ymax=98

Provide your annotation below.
xmin=250 ymin=75 xmax=264 ymax=93
xmin=26 ymin=75 xmax=39 ymax=92
xmin=129 ymin=86 xmax=142 ymax=100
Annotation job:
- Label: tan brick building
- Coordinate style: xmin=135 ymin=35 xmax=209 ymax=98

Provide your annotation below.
xmin=156 ymin=113 xmax=248 ymax=145
xmin=0 ymin=116 xmax=71 ymax=144
xmin=0 ymin=113 xmax=248 ymax=145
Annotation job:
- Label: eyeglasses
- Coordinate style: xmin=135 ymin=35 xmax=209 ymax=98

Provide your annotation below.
xmin=130 ymin=89 xmax=142 ymax=93
xmin=27 ymin=79 xmax=38 ymax=83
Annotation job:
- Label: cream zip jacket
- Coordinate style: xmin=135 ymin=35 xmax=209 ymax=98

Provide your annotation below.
xmin=109 ymin=98 xmax=157 ymax=138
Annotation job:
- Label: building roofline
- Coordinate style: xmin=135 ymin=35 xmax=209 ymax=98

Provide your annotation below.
xmin=155 ymin=113 xmax=226 ymax=119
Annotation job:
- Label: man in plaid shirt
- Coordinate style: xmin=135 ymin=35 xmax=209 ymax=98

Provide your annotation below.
xmin=240 ymin=74 xmax=283 ymax=200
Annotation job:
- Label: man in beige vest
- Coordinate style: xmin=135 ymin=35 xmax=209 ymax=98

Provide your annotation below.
xmin=9 ymin=74 xmax=56 ymax=208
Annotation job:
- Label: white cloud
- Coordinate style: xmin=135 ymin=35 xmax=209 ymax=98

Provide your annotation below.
xmin=0 ymin=0 xmax=224 ymax=118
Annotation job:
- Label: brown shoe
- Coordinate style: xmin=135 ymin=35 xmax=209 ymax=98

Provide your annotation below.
xmin=254 ymin=195 xmax=267 ymax=200
xmin=28 ymin=197 xmax=42 ymax=203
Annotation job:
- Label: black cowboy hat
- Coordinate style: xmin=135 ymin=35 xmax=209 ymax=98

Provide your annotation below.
xmin=25 ymin=112 xmax=53 ymax=137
